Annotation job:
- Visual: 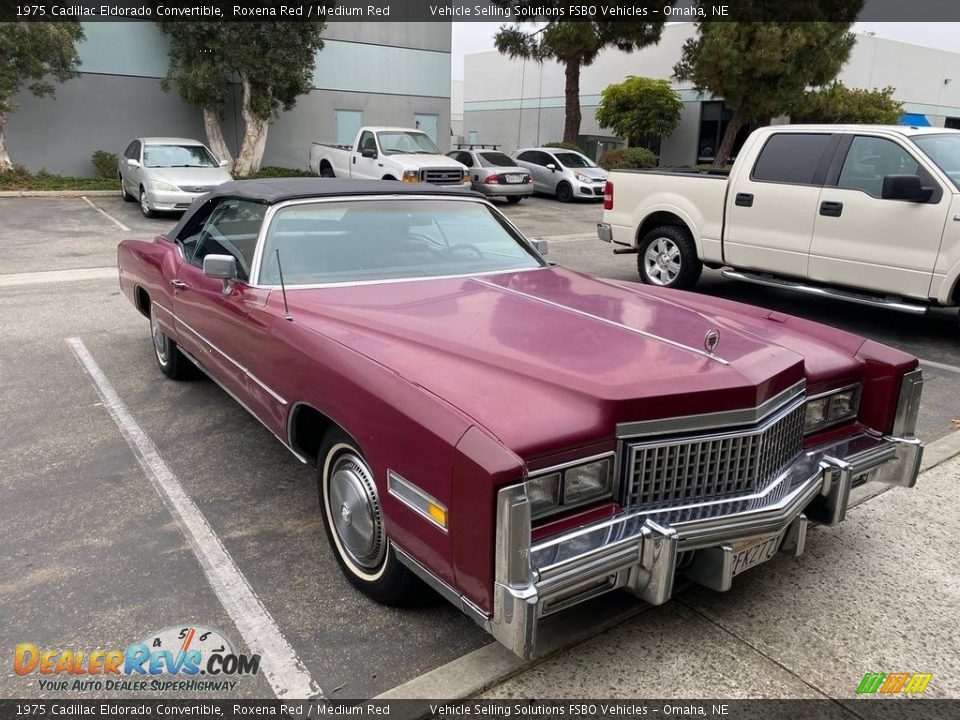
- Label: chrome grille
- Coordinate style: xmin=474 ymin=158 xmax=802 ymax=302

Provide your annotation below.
xmin=623 ymin=401 xmax=805 ymax=510
xmin=420 ymin=168 xmax=464 ymax=184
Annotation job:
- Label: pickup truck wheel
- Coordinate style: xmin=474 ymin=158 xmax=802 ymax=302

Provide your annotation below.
xmin=320 ymin=165 xmax=335 ymax=178
xmin=637 ymin=226 xmax=702 ymax=290
xmin=318 ymin=430 xmax=422 ymax=605
xmin=555 ymin=182 xmax=573 ymax=203
xmin=149 ymin=308 xmax=192 ymax=380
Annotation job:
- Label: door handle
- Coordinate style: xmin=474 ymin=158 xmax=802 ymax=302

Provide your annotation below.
xmin=819 ymin=201 xmax=843 ymax=217
xmin=735 ymin=193 xmax=754 ymax=207
xmin=170 ymin=279 xmax=188 ymax=289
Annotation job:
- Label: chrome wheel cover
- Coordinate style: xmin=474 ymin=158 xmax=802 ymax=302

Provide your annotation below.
xmin=328 ymin=453 xmax=385 ymax=570
xmin=644 ymin=237 xmax=682 ymax=286
xmin=150 ymin=312 xmax=170 ymax=366
xmin=140 ymin=190 xmax=150 ymax=215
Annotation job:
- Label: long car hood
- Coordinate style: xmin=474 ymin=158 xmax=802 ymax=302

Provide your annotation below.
xmin=388 ymin=154 xmax=467 ymax=171
xmin=284 ymin=267 xmax=864 ymax=458
xmin=149 ymin=166 xmax=233 ymax=188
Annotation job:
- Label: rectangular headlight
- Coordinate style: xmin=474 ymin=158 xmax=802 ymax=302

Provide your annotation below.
xmin=804 ymin=385 xmax=861 ymax=435
xmin=527 ymin=472 xmax=561 ymax=519
xmin=563 ymin=457 xmax=614 ymax=505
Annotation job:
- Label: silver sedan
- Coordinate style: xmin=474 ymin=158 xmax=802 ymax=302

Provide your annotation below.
xmin=119 ymin=137 xmax=233 ymax=217
xmin=446 ymin=147 xmax=533 ymax=204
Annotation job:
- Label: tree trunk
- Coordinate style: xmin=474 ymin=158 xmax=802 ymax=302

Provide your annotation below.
xmin=232 ymin=77 xmax=269 ymax=177
xmin=714 ymin=111 xmax=748 ymax=169
xmin=203 ymin=106 xmax=232 ymax=167
xmin=563 ymin=58 xmax=582 ymax=145
xmin=0 ymin=114 xmax=12 ymax=172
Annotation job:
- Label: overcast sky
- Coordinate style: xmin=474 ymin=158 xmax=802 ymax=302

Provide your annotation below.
xmin=451 ymin=22 xmax=960 ymax=81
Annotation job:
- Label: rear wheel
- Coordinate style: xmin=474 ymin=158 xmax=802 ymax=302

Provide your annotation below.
xmin=556 ymin=182 xmax=573 ymax=203
xmin=636 ymin=225 xmax=702 ymax=290
xmin=149 ymin=308 xmax=192 ymax=380
xmin=120 ymin=175 xmax=134 ymax=201
xmin=505 ymin=196 xmax=523 ymax=204
xmin=318 ymin=429 xmax=422 ymax=605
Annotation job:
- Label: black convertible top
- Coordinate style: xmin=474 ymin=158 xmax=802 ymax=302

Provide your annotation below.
xmin=167 ymin=178 xmax=481 ymax=238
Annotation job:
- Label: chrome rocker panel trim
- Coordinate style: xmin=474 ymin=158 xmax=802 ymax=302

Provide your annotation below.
xmin=490 ymin=431 xmax=922 ymax=659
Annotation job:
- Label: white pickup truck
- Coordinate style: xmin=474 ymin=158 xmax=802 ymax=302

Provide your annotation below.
xmin=598 ymin=124 xmax=960 ymax=313
xmin=309 ymin=126 xmax=469 ymax=187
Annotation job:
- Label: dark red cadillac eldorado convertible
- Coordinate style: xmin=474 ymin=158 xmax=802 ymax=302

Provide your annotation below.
xmin=118 ymin=179 xmax=923 ymax=657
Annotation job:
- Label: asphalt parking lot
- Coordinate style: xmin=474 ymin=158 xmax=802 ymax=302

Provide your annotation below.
xmin=1 ymin=192 xmax=959 ymax=701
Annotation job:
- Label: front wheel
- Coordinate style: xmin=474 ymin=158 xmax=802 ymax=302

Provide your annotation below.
xmin=555 ymin=182 xmax=573 ymax=203
xmin=318 ymin=430 xmax=422 ymax=605
xmin=150 ymin=308 xmax=192 ymax=380
xmin=637 ymin=225 xmax=702 ymax=290
xmin=320 ymin=165 xmax=335 ymax=178
xmin=139 ymin=188 xmax=157 ymax=218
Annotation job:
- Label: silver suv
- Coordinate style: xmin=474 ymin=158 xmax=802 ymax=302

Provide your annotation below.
xmin=514 ymin=147 xmax=608 ymax=202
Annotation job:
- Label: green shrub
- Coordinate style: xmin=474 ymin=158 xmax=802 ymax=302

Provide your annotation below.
xmin=598 ymin=147 xmax=657 ymax=171
xmin=543 ymin=141 xmax=582 ymax=152
xmin=91 ymin=150 xmax=118 ymax=179
xmin=248 ymin=166 xmax=315 ymax=179
xmin=0 ymin=166 xmax=119 ymax=191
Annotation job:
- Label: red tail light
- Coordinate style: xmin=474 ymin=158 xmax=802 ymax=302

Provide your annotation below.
xmin=484 ymin=174 xmax=500 ymax=184
xmin=603 ymin=181 xmax=614 ymax=210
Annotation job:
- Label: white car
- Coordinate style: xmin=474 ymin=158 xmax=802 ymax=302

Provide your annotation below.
xmin=119 ymin=137 xmax=232 ymax=217
xmin=598 ymin=124 xmax=960 ymax=312
xmin=514 ymin=147 xmax=608 ymax=202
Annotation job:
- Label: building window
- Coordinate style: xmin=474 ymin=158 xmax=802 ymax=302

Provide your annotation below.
xmin=946 ymin=118 xmax=960 ymax=130
xmin=335 ymin=110 xmax=363 ymax=147
xmin=468 ymin=130 xmax=479 ymax=145
xmin=697 ymin=101 xmax=752 ymax=164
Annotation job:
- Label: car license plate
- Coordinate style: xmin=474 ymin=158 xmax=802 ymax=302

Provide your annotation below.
xmin=730 ymin=532 xmax=783 ymax=577
xmin=505 ymin=174 xmax=524 ymax=183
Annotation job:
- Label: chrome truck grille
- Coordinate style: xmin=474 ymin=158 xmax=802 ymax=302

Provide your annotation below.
xmin=621 ymin=398 xmax=805 ymax=510
xmin=420 ymin=168 xmax=463 ymax=184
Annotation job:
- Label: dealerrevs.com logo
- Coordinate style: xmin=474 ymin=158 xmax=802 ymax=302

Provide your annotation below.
xmin=13 ymin=625 xmax=260 ymax=692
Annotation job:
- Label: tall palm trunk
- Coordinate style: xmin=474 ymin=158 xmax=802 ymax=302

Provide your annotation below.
xmin=563 ymin=58 xmax=582 ymax=145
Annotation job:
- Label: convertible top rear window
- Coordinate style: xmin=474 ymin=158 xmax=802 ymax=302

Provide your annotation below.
xmin=257 ymin=199 xmax=545 ymax=286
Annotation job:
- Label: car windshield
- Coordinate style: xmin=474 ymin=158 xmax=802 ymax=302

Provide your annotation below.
xmin=553 ymin=152 xmax=596 ymax=169
xmin=376 ymin=131 xmax=440 ymax=155
xmin=143 ymin=144 xmax=218 ymax=168
xmin=478 ymin=152 xmax=517 ymax=167
xmin=912 ymin=134 xmax=960 ymax=189
xmin=258 ymin=199 xmax=545 ymax=286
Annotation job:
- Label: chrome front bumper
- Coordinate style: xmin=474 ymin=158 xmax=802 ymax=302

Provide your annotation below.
xmin=491 ymin=431 xmax=922 ymax=658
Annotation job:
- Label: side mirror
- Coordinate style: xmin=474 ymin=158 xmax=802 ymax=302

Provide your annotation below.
xmin=881 ymin=174 xmax=933 ymax=202
xmin=127 ymin=158 xmax=140 ymax=168
xmin=361 ymin=147 xmax=377 ymax=159
xmin=546 ymin=163 xmax=557 ymax=172
xmin=531 ymin=238 xmax=549 ymax=255
xmin=218 ymin=159 xmax=230 ymax=168
xmin=203 ymin=253 xmax=237 ymax=282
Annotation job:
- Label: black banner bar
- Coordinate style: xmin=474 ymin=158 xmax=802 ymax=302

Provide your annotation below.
xmin=4 ymin=0 xmax=960 ymax=22
xmin=2 ymin=700 xmax=960 ymax=720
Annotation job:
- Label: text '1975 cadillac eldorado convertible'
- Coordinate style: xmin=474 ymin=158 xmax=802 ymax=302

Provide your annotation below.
xmin=118 ymin=179 xmax=924 ymax=658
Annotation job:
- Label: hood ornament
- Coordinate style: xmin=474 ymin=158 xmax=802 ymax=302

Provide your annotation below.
xmin=704 ymin=329 xmax=720 ymax=354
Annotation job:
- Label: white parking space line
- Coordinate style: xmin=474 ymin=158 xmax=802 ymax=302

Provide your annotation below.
xmin=81 ymin=195 xmax=131 ymax=232
xmin=919 ymin=358 xmax=960 ymax=375
xmin=66 ymin=337 xmax=322 ymax=700
xmin=0 ymin=267 xmax=117 ymax=288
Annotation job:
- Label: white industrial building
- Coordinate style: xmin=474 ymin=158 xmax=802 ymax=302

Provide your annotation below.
xmin=462 ymin=24 xmax=960 ymax=165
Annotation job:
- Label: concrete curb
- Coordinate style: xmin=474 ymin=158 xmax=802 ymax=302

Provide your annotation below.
xmin=0 ymin=190 xmax=117 ymax=197
xmin=374 ymin=430 xmax=960 ymax=703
